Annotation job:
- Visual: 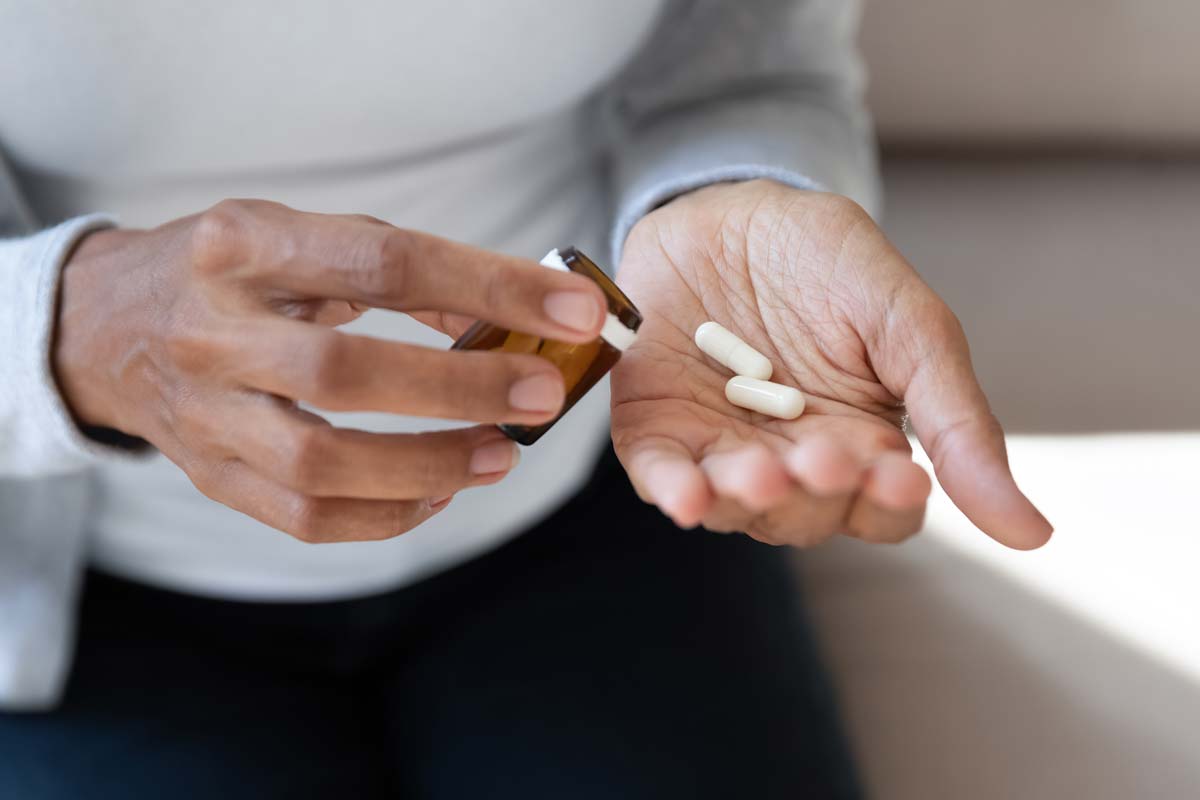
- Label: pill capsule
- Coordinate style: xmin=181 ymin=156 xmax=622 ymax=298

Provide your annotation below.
xmin=725 ymin=376 xmax=806 ymax=420
xmin=694 ymin=321 xmax=772 ymax=380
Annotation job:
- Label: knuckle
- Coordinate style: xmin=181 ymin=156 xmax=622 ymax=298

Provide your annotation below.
xmin=931 ymin=302 xmax=967 ymax=343
xmin=746 ymin=526 xmax=786 ymax=547
xmin=853 ymin=516 xmax=923 ymax=545
xmin=186 ymin=465 xmax=219 ymax=501
xmin=879 ymin=525 xmax=921 ymax=545
xmin=285 ymin=496 xmax=330 ymax=544
xmin=925 ymin=412 xmax=999 ymax=473
xmin=162 ymin=325 xmax=216 ymax=376
xmin=846 ymin=521 xmax=877 ymax=543
xmin=822 ymin=192 xmax=870 ymax=224
xmin=355 ymin=228 xmax=413 ymax=299
xmin=172 ymin=400 xmax=218 ymax=446
xmin=186 ymin=457 xmax=235 ymax=502
xmin=304 ymin=333 xmax=353 ymax=401
xmin=344 ymin=213 xmax=388 ymax=227
xmin=389 ymin=503 xmax=423 ymax=537
xmin=190 ymin=200 xmax=252 ymax=273
xmin=280 ymin=426 xmax=333 ymax=493
xmin=770 ymin=523 xmax=828 ymax=549
xmin=906 ymin=290 xmax=966 ymax=346
xmin=700 ymin=515 xmax=734 ymax=534
xmin=815 ymin=194 xmax=873 ymax=250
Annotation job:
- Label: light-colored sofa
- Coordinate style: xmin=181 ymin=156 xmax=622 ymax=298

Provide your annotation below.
xmin=803 ymin=3 xmax=1200 ymax=797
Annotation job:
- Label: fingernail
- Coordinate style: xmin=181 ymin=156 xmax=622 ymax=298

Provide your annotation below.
xmin=430 ymin=495 xmax=453 ymax=510
xmin=544 ymin=291 xmax=603 ymax=333
xmin=509 ymin=373 xmax=563 ymax=413
xmin=470 ymin=440 xmax=520 ymax=476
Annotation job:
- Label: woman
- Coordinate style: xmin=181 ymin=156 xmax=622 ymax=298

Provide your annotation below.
xmin=0 ymin=1 xmax=1051 ymax=796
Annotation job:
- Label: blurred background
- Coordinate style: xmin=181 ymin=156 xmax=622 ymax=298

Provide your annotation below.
xmin=800 ymin=2 xmax=1200 ymax=797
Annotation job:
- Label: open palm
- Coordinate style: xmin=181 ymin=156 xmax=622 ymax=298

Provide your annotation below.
xmin=610 ymin=180 xmax=1051 ymax=549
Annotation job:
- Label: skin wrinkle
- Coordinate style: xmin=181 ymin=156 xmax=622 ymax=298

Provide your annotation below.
xmin=736 ymin=190 xmax=789 ymax=339
xmin=687 ymin=213 xmax=794 ymax=401
xmin=641 ymin=223 xmax=709 ymax=341
xmin=616 ymin=398 xmax=726 ymax=454
xmin=628 ymin=339 xmax=708 ymax=406
xmin=208 ymin=456 xmax=243 ymax=497
xmin=708 ymin=257 xmax=760 ymax=333
xmin=749 ymin=197 xmax=900 ymax=415
xmin=704 ymin=214 xmax=762 ymax=331
xmin=609 ymin=177 xmax=1044 ymax=550
xmin=818 ymin=217 xmax=877 ymax=378
xmin=760 ymin=291 xmax=847 ymax=401
xmin=702 ymin=497 xmax=773 ymax=540
xmin=883 ymin=287 xmax=948 ymax=422
xmin=54 ymin=199 xmax=612 ymax=543
xmin=922 ymin=414 xmax=982 ymax=478
xmin=829 ymin=239 xmax=908 ymax=413
xmin=648 ymin=215 xmax=700 ymax=296
xmin=848 ymin=228 xmax=925 ymax=402
xmin=627 ymin=187 xmax=907 ymax=421
xmin=609 ymin=180 xmax=972 ymax=548
xmin=644 ymin=218 xmax=772 ymax=415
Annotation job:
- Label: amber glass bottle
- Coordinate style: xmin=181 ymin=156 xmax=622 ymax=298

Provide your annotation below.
xmin=451 ymin=247 xmax=642 ymax=445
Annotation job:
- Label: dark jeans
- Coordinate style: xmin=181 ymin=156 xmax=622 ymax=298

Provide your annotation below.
xmin=0 ymin=448 xmax=860 ymax=799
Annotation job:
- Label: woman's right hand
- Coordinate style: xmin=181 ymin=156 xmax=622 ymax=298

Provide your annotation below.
xmin=53 ymin=199 xmax=607 ymax=542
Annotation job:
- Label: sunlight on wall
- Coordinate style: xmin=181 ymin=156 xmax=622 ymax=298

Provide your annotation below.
xmin=913 ymin=432 xmax=1200 ymax=684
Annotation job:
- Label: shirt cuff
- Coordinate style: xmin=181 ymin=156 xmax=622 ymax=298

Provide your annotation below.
xmin=0 ymin=214 xmax=152 ymax=477
xmin=608 ymin=96 xmax=881 ymax=265
xmin=610 ymin=163 xmax=825 ymax=266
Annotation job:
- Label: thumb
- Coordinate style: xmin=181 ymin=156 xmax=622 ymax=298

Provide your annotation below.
xmin=877 ymin=292 xmax=1052 ymax=549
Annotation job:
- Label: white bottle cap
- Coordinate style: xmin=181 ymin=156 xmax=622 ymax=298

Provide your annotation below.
xmin=540 ymin=248 xmax=637 ymax=352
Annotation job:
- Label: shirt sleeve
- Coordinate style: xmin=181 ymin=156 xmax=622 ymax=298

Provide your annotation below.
xmin=602 ymin=0 xmax=881 ymax=261
xmin=0 ymin=214 xmax=151 ymax=478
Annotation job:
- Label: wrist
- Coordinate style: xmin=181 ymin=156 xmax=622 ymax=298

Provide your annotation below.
xmin=52 ymin=227 xmax=134 ymax=433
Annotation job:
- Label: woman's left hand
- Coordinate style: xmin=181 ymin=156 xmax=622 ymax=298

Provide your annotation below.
xmin=609 ymin=179 xmax=1052 ymax=549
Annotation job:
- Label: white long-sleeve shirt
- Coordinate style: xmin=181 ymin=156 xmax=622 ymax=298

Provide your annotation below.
xmin=0 ymin=0 xmax=878 ymax=706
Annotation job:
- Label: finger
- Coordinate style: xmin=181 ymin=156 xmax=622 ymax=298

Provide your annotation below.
xmin=783 ymin=434 xmax=863 ymax=496
xmin=407 ymin=309 xmax=477 ymax=340
xmin=861 ymin=451 xmax=932 ymax=510
xmin=703 ymin=487 xmax=847 ymax=547
xmin=700 ymin=497 xmax=756 ymax=536
xmin=751 ymin=489 xmax=847 ymax=547
xmin=618 ymin=436 xmax=712 ymax=528
xmin=222 ymin=318 xmax=567 ymax=423
xmin=206 ymin=201 xmax=607 ymax=342
xmin=190 ymin=459 xmax=443 ymax=544
xmin=699 ymin=445 xmax=791 ymax=513
xmin=229 ymin=405 xmax=520 ymax=500
xmin=844 ymin=453 xmax=931 ymax=544
xmin=845 ymin=499 xmax=925 ymax=545
xmin=702 ymin=486 xmax=849 ymax=549
xmin=883 ymin=296 xmax=1053 ymax=549
xmin=743 ymin=436 xmax=861 ymax=545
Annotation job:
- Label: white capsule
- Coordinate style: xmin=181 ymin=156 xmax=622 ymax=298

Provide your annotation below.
xmin=724 ymin=376 xmax=806 ymax=420
xmin=694 ymin=321 xmax=772 ymax=380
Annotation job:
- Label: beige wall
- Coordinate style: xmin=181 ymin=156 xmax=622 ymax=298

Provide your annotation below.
xmin=861 ymin=1 xmax=1200 ymax=146
xmin=878 ymin=156 xmax=1200 ymax=433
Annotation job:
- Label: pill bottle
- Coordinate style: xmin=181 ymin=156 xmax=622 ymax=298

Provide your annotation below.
xmin=451 ymin=247 xmax=642 ymax=445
